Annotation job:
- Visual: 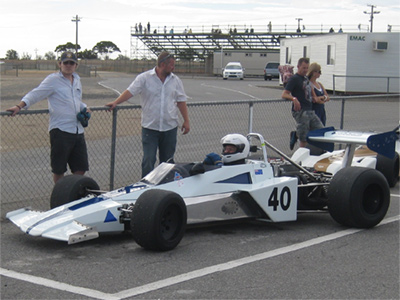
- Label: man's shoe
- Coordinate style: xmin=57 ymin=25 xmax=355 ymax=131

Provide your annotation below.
xmin=290 ymin=131 xmax=298 ymax=150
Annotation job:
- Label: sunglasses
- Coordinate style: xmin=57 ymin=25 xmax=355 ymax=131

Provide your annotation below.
xmin=62 ymin=61 xmax=76 ymax=65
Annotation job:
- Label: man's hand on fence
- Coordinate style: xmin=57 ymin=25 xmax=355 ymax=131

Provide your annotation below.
xmin=6 ymin=105 xmax=22 ymax=116
xmin=105 ymin=90 xmax=133 ymax=112
xmin=105 ymin=102 xmax=116 ymax=111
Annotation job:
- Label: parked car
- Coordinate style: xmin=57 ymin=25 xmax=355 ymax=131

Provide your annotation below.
xmin=223 ymin=62 xmax=244 ymax=80
xmin=264 ymin=62 xmax=280 ymax=80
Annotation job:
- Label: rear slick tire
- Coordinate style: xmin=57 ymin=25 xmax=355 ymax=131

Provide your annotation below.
xmin=376 ymin=152 xmax=399 ymax=188
xmin=328 ymin=167 xmax=390 ymax=228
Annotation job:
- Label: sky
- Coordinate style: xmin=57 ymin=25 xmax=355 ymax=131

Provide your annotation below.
xmin=0 ymin=0 xmax=399 ymax=59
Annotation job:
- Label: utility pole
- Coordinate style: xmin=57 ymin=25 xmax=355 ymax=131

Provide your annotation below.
xmin=71 ymin=15 xmax=81 ymax=55
xmin=295 ymin=18 xmax=303 ymax=33
xmin=364 ymin=4 xmax=380 ymax=33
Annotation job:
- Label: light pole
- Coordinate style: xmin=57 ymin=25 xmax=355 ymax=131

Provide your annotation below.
xmin=295 ymin=18 xmax=303 ymax=33
xmin=71 ymin=15 xmax=81 ymax=54
xmin=364 ymin=4 xmax=380 ymax=33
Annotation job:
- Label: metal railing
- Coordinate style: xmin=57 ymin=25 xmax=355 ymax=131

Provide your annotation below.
xmin=333 ymin=75 xmax=400 ymax=95
xmin=1 ymin=95 xmax=399 ymax=217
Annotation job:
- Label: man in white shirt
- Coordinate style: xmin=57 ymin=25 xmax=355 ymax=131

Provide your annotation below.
xmin=106 ymin=52 xmax=190 ymax=177
xmin=6 ymin=51 xmax=90 ymax=183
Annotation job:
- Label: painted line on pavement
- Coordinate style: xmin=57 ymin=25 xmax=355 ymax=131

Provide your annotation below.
xmin=201 ymin=83 xmax=259 ymax=99
xmin=98 ymin=82 xmax=122 ymax=96
xmin=0 ymin=268 xmax=119 ymax=300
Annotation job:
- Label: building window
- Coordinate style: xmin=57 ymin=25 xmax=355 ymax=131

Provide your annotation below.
xmin=285 ymin=47 xmax=291 ymax=64
xmin=303 ymin=46 xmax=307 ymax=58
xmin=245 ymin=53 xmax=253 ymax=57
xmin=327 ymin=44 xmax=335 ymax=65
xmin=224 ymin=53 xmax=232 ymax=56
xmin=260 ymin=53 xmax=267 ymax=57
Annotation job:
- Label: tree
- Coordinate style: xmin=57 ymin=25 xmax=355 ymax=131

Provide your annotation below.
xmin=5 ymin=49 xmax=19 ymax=60
xmin=116 ymin=54 xmax=130 ymax=60
xmin=44 ymin=51 xmax=56 ymax=60
xmin=21 ymin=52 xmax=32 ymax=60
xmin=54 ymin=42 xmax=80 ymax=54
xmin=92 ymin=41 xmax=120 ymax=59
xmin=79 ymin=49 xmax=97 ymax=59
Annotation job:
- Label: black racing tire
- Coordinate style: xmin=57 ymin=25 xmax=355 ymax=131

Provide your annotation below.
xmin=130 ymin=189 xmax=187 ymax=251
xmin=376 ymin=152 xmax=399 ymax=188
xmin=328 ymin=167 xmax=390 ymax=228
xmin=50 ymin=175 xmax=100 ymax=209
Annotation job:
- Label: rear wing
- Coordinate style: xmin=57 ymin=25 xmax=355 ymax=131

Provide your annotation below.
xmin=307 ymin=127 xmax=398 ymax=160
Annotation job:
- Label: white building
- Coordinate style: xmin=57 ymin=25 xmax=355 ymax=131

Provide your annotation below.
xmin=280 ymin=32 xmax=400 ymax=93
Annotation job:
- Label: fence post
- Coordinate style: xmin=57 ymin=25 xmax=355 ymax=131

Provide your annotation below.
xmin=332 ymin=74 xmax=336 ymax=96
xmin=248 ymin=102 xmax=254 ymax=133
xmin=340 ymin=98 xmax=345 ymax=130
xmin=386 ymin=77 xmax=390 ymax=101
xmin=109 ymin=108 xmax=118 ymax=190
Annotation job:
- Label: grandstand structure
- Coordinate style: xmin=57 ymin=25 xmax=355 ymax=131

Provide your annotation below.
xmin=131 ymin=30 xmax=318 ymax=60
xmin=129 ymin=23 xmax=370 ymax=60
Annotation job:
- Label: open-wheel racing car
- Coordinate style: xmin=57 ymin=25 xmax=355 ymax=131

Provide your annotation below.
xmin=296 ymin=126 xmax=399 ymax=188
xmin=6 ymin=130 xmax=396 ymax=251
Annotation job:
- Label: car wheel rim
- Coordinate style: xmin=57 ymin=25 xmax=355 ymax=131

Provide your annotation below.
xmin=160 ymin=204 xmax=181 ymax=240
xmin=362 ymin=185 xmax=383 ymax=215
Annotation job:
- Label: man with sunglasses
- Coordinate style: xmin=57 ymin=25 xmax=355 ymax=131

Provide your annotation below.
xmin=6 ymin=51 xmax=90 ymax=183
xmin=106 ymin=51 xmax=190 ymax=177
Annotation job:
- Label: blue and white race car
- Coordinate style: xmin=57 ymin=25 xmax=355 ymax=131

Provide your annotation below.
xmin=6 ymin=131 xmax=394 ymax=251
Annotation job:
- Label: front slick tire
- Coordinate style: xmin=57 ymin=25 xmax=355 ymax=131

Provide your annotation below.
xmin=328 ymin=167 xmax=390 ymax=228
xmin=130 ymin=189 xmax=187 ymax=251
xmin=50 ymin=175 xmax=100 ymax=209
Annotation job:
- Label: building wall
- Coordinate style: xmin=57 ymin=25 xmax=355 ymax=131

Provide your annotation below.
xmin=345 ymin=32 xmax=399 ymax=93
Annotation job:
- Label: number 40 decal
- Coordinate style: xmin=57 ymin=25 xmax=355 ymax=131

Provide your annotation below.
xmin=268 ymin=186 xmax=291 ymax=211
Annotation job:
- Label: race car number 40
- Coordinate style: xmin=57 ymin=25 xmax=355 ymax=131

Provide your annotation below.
xmin=268 ymin=186 xmax=291 ymax=211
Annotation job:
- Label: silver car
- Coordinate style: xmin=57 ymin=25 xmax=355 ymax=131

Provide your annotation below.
xmin=264 ymin=62 xmax=280 ymax=80
xmin=223 ymin=62 xmax=244 ymax=80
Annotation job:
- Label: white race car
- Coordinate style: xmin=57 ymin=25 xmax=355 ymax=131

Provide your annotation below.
xmin=6 ymin=132 xmax=393 ymax=251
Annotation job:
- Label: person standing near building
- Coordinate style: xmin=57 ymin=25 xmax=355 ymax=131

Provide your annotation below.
xmin=6 ymin=51 xmax=90 ymax=183
xmin=281 ymin=57 xmax=323 ymax=148
xmin=105 ymin=52 xmax=190 ymax=177
xmin=307 ymin=62 xmax=330 ymax=126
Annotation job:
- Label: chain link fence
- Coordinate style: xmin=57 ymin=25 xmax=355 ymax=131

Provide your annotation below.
xmin=1 ymin=95 xmax=399 ymax=217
